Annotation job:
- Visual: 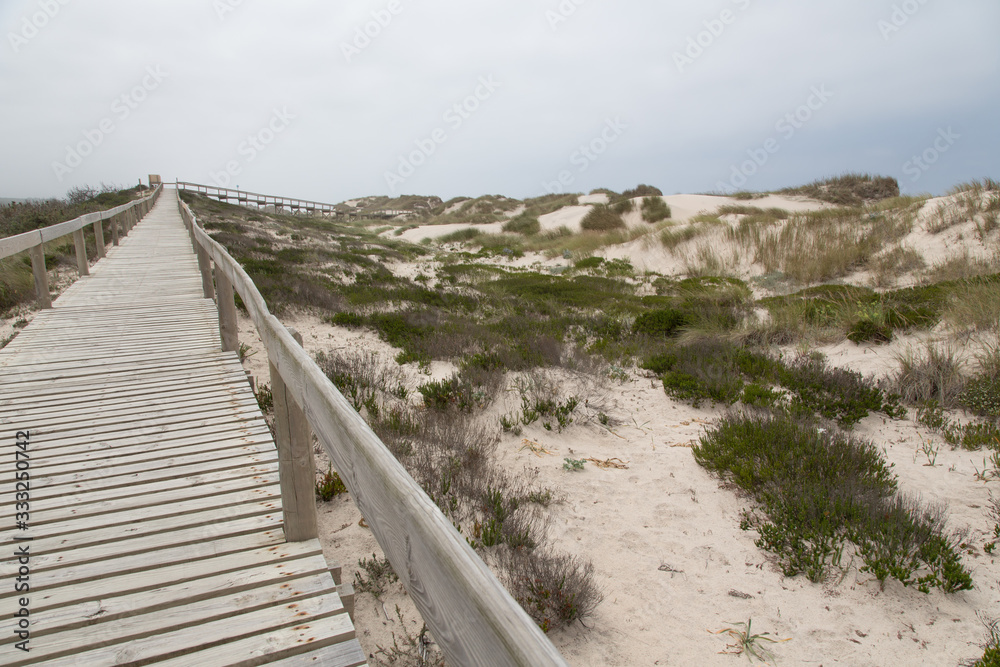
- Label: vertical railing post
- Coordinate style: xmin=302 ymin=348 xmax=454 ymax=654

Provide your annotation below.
xmin=72 ymin=229 xmax=90 ymax=277
xmin=270 ymin=328 xmax=318 ymax=541
xmin=111 ymin=213 xmax=120 ymax=246
xmin=197 ymin=245 xmax=215 ymax=300
xmin=215 ymin=268 xmax=239 ymax=352
xmin=28 ymin=243 xmax=51 ymax=309
xmin=93 ymin=218 xmax=106 ymax=259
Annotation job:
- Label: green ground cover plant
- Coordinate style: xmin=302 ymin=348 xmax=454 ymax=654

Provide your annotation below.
xmin=695 ymin=411 xmax=972 ymax=592
xmin=643 ymin=337 xmax=903 ymax=426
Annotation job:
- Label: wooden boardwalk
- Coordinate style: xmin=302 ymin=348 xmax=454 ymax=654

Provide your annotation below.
xmin=0 ymin=195 xmax=366 ymax=666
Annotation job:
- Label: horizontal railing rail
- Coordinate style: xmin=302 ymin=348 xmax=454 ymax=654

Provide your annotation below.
xmin=176 ymin=181 xmax=408 ymax=219
xmin=177 ymin=188 xmax=568 ymax=667
xmin=0 ymin=185 xmax=162 ymax=309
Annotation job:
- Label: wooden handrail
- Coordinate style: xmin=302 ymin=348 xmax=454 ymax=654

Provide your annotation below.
xmin=177 ymin=189 xmax=568 ymax=667
xmin=0 ymin=185 xmax=162 ymax=308
xmin=175 ymin=181 xmax=408 ymax=219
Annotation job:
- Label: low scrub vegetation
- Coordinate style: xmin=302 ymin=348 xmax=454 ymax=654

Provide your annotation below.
xmin=644 ymin=338 xmax=903 ymax=427
xmin=695 ymin=411 xmax=972 ymax=592
xmin=779 ymin=173 xmax=900 ymax=207
xmin=641 ymin=196 xmax=671 ymax=223
xmin=580 ymin=205 xmax=626 ymax=231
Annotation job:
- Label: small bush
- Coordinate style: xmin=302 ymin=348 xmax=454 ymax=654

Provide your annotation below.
xmin=640 ymin=196 xmax=671 ymax=223
xmin=611 ymin=199 xmax=635 ymax=215
xmin=633 ymin=308 xmax=690 ymax=337
xmin=574 ymin=256 xmax=604 ymax=270
xmin=496 ymin=546 xmax=602 ymax=633
xmin=580 ymin=205 xmax=626 ymax=231
xmin=328 ymin=311 xmax=364 ymax=327
xmin=316 ymin=466 xmax=348 ymax=501
xmin=503 ymin=215 xmax=541 ymax=236
xmin=622 ymin=184 xmax=663 ymax=199
xmin=961 ymin=374 xmax=1000 ymax=418
xmin=355 ymin=554 xmax=399 ymax=600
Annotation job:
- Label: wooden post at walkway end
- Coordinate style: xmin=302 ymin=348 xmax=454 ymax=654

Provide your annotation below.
xmin=72 ymin=229 xmax=90 ymax=277
xmin=28 ymin=244 xmax=51 ymax=309
xmin=215 ymin=268 xmax=239 ymax=352
xmin=270 ymin=327 xmax=319 ymax=542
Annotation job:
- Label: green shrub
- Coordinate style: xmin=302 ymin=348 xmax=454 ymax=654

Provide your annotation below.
xmin=961 ymin=374 xmax=1000 ymax=418
xmin=580 ymin=205 xmax=626 ymax=231
xmin=695 ymin=411 xmax=971 ymax=592
xmin=316 ymin=466 xmax=348 ymax=501
xmin=633 ymin=309 xmax=690 ymax=337
xmin=328 ymin=311 xmax=364 ymax=327
xmin=611 ymin=199 xmax=635 ymax=215
xmin=622 ymin=184 xmax=663 ymax=199
xmin=503 ymin=215 xmax=541 ymax=236
xmin=640 ymin=196 xmax=671 ymax=223
xmin=574 ymin=256 xmax=604 ymax=270
xmin=645 ymin=339 xmax=902 ymax=425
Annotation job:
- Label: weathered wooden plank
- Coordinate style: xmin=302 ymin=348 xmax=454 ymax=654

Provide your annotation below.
xmin=3 ymin=425 xmax=273 ymax=470
xmin=29 ymin=469 xmax=281 ymax=523
xmin=21 ymin=591 xmax=353 ymax=667
xmin=26 ymin=485 xmax=281 ymax=539
xmin=32 ymin=551 xmax=332 ymax=637
xmin=1 ymin=377 xmax=258 ymax=422
xmin=257 ymin=644 xmax=367 ymax=667
xmin=0 ymin=228 xmax=41 ymax=258
xmin=30 ymin=540 xmax=324 ymax=613
xmin=15 ymin=530 xmax=285 ymax=600
xmin=0 ymin=512 xmax=284 ymax=577
xmin=128 ymin=613 xmax=358 ymax=667
xmin=22 ymin=574 xmax=339 ymax=662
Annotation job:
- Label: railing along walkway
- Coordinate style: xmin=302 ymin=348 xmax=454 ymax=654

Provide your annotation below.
xmin=0 ymin=195 xmax=364 ymax=665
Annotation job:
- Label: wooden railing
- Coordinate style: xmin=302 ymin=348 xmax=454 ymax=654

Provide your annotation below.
xmin=177 ymin=189 xmax=568 ymax=667
xmin=176 ymin=181 xmax=409 ymax=219
xmin=0 ymin=186 xmax=162 ymax=309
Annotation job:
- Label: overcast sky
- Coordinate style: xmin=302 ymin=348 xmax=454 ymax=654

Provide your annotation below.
xmin=2 ymin=1 xmax=997 ymax=203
